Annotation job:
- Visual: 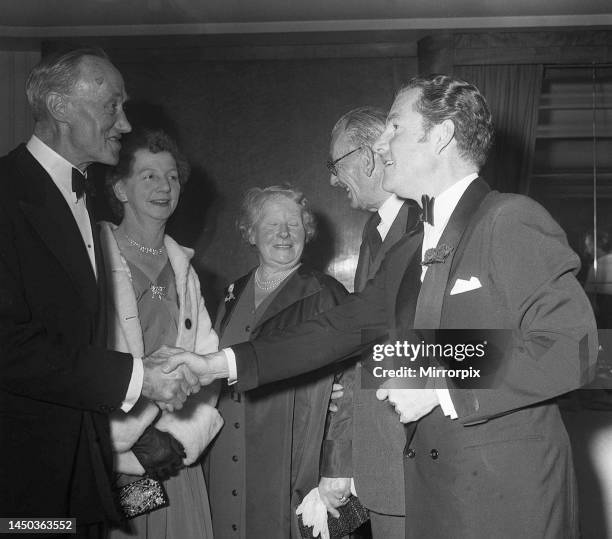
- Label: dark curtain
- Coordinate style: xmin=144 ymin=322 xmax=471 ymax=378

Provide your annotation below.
xmin=455 ymin=64 xmax=543 ymax=194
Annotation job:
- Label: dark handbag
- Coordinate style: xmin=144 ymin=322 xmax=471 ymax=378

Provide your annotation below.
xmin=117 ymin=477 xmax=169 ymax=519
xmin=297 ymin=496 xmax=370 ymax=539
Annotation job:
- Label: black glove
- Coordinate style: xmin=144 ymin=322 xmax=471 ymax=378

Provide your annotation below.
xmin=131 ymin=425 xmax=186 ymax=481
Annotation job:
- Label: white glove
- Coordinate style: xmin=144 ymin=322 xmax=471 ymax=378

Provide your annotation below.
xmin=296 ymin=487 xmax=330 ymax=539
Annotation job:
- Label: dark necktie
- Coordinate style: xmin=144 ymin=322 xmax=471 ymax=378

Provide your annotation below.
xmin=420 ymin=194 xmax=435 ymax=226
xmin=366 ymin=212 xmax=383 ymax=260
xmin=72 ymin=168 xmax=87 ymax=200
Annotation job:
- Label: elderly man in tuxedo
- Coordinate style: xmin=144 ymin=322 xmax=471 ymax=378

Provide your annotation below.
xmin=321 ymin=106 xmax=420 ymax=538
xmin=168 ymin=74 xmax=598 ymax=538
xmin=0 ymin=48 xmax=198 ymax=535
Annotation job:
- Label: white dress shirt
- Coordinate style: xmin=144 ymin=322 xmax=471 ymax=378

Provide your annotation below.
xmin=421 ymin=173 xmax=479 ymax=281
xmin=26 ymin=135 xmax=142 ymax=412
xmin=377 ymin=194 xmax=405 ymax=241
xmin=421 ymin=172 xmax=479 ymax=418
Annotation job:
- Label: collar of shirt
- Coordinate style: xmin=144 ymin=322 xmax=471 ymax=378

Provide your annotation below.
xmin=376 ymin=194 xmax=404 ymax=241
xmin=421 ymin=172 xmax=479 ymax=278
xmin=26 ymin=135 xmax=84 ymax=205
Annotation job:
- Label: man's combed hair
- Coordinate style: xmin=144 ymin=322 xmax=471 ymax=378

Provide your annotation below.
xmin=106 ymin=128 xmax=191 ymax=220
xmin=26 ymin=47 xmax=110 ymax=123
xmin=237 ymin=185 xmax=316 ymax=244
xmin=331 ymin=106 xmax=387 ymax=149
xmin=398 ymin=74 xmax=494 ymax=168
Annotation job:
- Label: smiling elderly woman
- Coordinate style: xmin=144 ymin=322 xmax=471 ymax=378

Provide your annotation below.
xmin=207 ymin=185 xmax=348 ymax=539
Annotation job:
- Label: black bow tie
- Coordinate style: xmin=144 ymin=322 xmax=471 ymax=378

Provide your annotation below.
xmin=420 ymin=195 xmax=435 ymax=226
xmin=72 ymin=168 xmax=87 ymax=200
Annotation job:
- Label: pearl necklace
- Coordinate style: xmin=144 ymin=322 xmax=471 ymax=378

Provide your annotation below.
xmin=255 ymin=266 xmax=297 ymax=291
xmin=124 ymin=234 xmax=165 ymax=256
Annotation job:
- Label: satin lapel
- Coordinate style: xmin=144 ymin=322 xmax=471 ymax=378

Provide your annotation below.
xmin=385 ymin=225 xmax=424 ymax=323
xmin=253 ymin=268 xmax=321 ymax=332
xmin=381 ymin=204 xmax=408 ymax=252
xmin=16 ymin=149 xmax=98 ymax=314
xmin=413 ymin=178 xmax=490 ymax=329
xmin=90 ymin=218 xmax=107 ymax=346
xmin=218 ymin=272 xmax=252 ymax=336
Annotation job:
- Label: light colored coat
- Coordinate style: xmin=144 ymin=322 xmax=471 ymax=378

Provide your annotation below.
xmin=100 ymin=222 xmax=222 ymax=472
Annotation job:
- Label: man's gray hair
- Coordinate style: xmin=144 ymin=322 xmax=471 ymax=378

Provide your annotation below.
xmin=331 ymin=106 xmax=387 ymax=149
xmin=26 ymin=47 xmax=110 ymax=123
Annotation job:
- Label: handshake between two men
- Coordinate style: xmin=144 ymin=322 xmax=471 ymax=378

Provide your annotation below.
xmin=143 ymin=345 xmax=441 ymax=422
xmin=141 ymin=346 xmax=227 ymax=411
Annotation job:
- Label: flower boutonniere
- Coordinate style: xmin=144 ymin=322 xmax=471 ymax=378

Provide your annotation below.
xmin=422 ymin=244 xmax=453 ymax=266
xmin=224 ymin=283 xmax=236 ymax=303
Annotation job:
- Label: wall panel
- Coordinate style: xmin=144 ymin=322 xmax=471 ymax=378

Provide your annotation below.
xmin=0 ymin=50 xmax=40 ymax=155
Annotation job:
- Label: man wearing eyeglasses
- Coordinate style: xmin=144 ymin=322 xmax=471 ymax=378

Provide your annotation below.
xmin=320 ymin=107 xmax=421 ymax=539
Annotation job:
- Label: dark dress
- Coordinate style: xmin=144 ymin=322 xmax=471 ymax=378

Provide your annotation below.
xmin=208 ymin=265 xmax=347 ymax=539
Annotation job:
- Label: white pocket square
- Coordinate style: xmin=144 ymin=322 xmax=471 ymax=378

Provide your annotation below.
xmin=450 ymin=276 xmax=482 ymax=295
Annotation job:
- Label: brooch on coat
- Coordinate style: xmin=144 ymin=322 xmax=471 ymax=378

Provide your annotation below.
xmin=150 ymin=284 xmax=167 ymax=300
xmin=422 ymin=244 xmax=453 ymax=266
xmin=224 ymin=283 xmax=236 ymax=303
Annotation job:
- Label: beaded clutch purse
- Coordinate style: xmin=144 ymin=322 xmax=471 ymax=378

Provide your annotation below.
xmin=117 ymin=477 xmax=169 ymax=519
xmin=297 ymin=496 xmax=370 ymax=539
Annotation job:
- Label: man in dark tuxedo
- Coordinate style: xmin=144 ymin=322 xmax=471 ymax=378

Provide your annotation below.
xmin=170 ymin=75 xmax=598 ymax=538
xmin=0 ymin=48 xmax=197 ymax=535
xmin=320 ymin=106 xmax=420 ymax=538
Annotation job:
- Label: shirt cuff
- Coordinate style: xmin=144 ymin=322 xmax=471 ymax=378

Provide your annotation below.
xmin=350 ymin=478 xmax=357 ymax=497
xmin=224 ymin=348 xmax=238 ymax=385
xmin=436 ymin=388 xmax=458 ymax=419
xmin=121 ymin=357 xmax=143 ymax=413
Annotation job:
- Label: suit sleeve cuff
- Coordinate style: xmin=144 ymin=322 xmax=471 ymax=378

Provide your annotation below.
xmin=233 ymin=342 xmax=260 ymax=392
xmin=224 ymin=348 xmax=238 ymax=385
xmin=121 ymin=357 xmax=143 ymax=413
xmin=436 ymin=387 xmax=458 ymax=419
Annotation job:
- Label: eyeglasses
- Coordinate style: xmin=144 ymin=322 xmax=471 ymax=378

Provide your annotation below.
xmin=326 ymin=147 xmax=362 ymax=176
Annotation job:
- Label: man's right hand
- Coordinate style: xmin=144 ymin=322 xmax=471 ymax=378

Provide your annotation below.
xmin=318 ymin=477 xmax=352 ymax=518
xmin=142 ymin=346 xmax=200 ymax=411
xmin=161 ymin=350 xmax=230 ymax=386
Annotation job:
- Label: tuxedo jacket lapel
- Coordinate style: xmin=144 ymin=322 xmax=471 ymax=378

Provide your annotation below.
xmin=414 ymin=178 xmax=490 ymax=329
xmin=386 ymin=225 xmax=424 ymax=333
xmin=15 ymin=146 xmax=98 ymax=315
xmin=355 ymin=200 xmax=421 ymax=293
xmin=90 ymin=218 xmax=108 ymax=346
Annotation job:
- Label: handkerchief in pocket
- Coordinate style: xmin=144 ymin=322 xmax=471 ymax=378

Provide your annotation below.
xmin=450 ymin=276 xmax=482 ymax=295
